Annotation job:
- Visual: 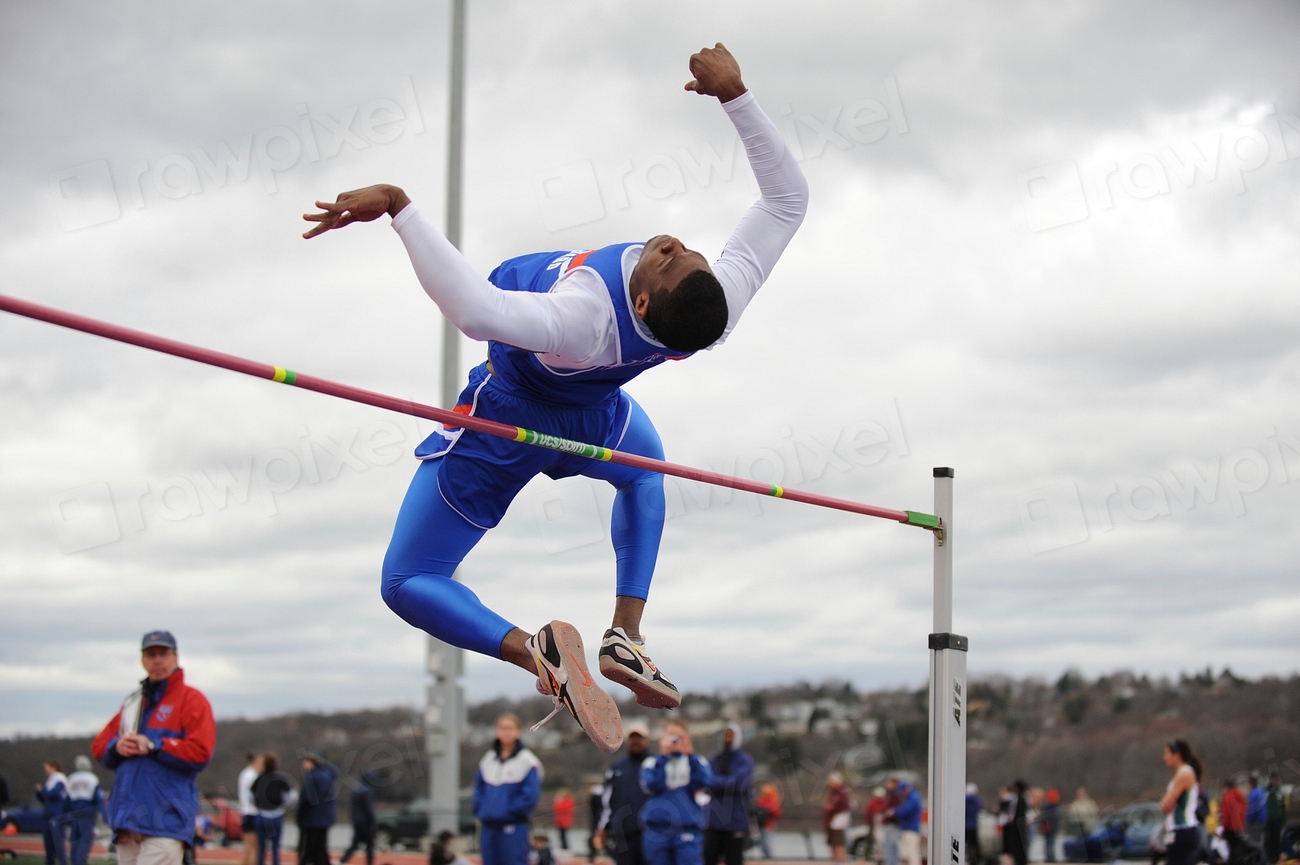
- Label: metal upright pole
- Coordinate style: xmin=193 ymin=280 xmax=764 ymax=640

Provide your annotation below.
xmin=927 ymin=467 xmax=967 ymax=865
xmin=427 ymin=0 xmax=467 ymax=839
xmin=441 ymin=0 xmax=466 ymax=399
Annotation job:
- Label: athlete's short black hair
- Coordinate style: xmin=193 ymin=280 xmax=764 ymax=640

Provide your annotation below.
xmin=643 ymin=269 xmax=728 ymax=352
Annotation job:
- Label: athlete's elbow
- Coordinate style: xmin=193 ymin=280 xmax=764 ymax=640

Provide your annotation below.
xmin=787 ymin=175 xmax=810 ymax=221
xmin=762 ymin=181 xmax=809 ymax=225
xmin=449 ymin=309 xmax=497 ymax=342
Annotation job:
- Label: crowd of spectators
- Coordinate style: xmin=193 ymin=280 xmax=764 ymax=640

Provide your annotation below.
xmin=10 ymin=642 xmax=1297 ymax=865
xmin=12 ymin=631 xmax=359 ymax=865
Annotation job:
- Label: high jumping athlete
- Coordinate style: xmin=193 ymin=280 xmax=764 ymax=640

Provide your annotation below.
xmin=303 ymin=44 xmax=807 ymax=751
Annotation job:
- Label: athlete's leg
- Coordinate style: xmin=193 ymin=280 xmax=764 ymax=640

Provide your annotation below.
xmin=582 ymin=397 xmax=680 ymax=709
xmin=381 ymin=459 xmax=522 ymax=660
xmin=580 ymin=395 xmax=666 ymax=640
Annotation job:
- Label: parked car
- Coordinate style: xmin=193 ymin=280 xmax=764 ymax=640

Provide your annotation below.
xmin=1063 ymin=802 xmax=1164 ymax=862
xmin=198 ymin=797 xmax=244 ymax=846
xmin=1284 ymin=822 xmax=1300 ymax=862
xmin=1 ymin=801 xmax=46 ymax=834
xmin=375 ymin=794 xmax=476 ymax=850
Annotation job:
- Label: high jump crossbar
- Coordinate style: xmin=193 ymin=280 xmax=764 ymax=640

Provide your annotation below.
xmin=0 ymin=292 xmax=938 ymax=529
xmin=1 ymin=291 xmax=967 ymax=857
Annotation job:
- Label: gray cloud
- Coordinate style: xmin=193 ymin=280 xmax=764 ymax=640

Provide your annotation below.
xmin=3 ymin=0 xmax=1299 ymax=735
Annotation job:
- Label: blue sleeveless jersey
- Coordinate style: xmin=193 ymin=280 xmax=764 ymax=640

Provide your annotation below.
xmin=486 ymin=243 xmax=691 ymax=407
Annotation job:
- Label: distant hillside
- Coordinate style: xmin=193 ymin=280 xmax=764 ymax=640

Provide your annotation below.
xmin=3 ymin=669 xmax=1296 ymax=829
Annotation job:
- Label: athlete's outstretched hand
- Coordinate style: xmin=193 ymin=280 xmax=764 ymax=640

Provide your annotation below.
xmin=302 ymin=184 xmax=410 ymax=239
xmin=685 ymin=43 xmax=747 ymax=103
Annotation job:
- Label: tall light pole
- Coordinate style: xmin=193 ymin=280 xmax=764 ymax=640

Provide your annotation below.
xmin=426 ymin=0 xmax=467 ymax=839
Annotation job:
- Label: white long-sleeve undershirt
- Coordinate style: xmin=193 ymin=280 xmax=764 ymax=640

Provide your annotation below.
xmin=391 ymin=90 xmax=808 ymax=369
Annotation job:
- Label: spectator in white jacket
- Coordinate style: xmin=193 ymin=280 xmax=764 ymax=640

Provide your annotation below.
xmin=239 ymin=752 xmax=264 ymax=865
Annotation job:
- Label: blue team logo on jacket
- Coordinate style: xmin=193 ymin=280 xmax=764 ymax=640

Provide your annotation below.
xmin=154 ymin=704 xmax=173 ymax=722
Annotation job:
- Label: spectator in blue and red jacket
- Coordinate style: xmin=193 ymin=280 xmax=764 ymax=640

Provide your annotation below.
xmin=888 ymin=781 xmax=923 ymax=865
xmin=91 ymin=631 xmax=215 ymax=865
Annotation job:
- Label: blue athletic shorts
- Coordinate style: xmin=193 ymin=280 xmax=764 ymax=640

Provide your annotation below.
xmin=414 ymin=361 xmax=639 ymax=529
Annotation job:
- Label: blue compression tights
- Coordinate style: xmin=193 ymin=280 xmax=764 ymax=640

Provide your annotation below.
xmin=380 ymin=399 xmax=666 ymax=659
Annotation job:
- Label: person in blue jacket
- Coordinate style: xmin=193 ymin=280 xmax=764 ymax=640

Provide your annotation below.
xmin=703 ymin=724 xmax=752 ymax=865
xmin=888 ymin=781 xmax=923 ymax=865
xmin=596 ymin=720 xmax=654 ymax=865
xmin=1245 ymin=777 xmax=1267 ymax=847
xmin=35 ymin=760 xmax=69 ymax=865
xmin=298 ymin=751 xmax=338 ymax=865
xmin=474 ymin=714 xmax=542 ymax=865
xmin=964 ymin=784 xmax=983 ymax=865
xmin=64 ymin=756 xmax=109 ymax=865
xmin=640 ymin=721 xmax=712 ymax=865
xmin=340 ymin=769 xmax=377 ymax=865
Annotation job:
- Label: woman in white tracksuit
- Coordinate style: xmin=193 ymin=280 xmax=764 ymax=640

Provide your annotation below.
xmin=473 ymin=714 xmax=542 ymax=865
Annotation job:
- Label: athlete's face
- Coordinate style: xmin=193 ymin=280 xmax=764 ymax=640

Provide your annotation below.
xmin=630 ymin=234 xmax=712 ymax=318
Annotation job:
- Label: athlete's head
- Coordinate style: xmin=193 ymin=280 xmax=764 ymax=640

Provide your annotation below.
xmin=630 ymin=234 xmax=728 ymax=352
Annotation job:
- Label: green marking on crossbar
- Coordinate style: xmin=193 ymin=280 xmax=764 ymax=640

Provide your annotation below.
xmin=905 ymin=510 xmax=940 ymax=528
xmin=516 ymin=427 xmax=613 ymax=461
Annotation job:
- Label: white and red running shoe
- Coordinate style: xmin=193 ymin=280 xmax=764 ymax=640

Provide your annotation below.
xmin=597 ymin=627 xmax=682 ymax=709
xmin=527 ymin=621 xmax=624 ymax=753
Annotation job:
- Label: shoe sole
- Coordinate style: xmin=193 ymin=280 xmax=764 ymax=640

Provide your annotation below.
xmin=599 ymin=654 xmax=682 ymax=710
xmin=549 ymin=621 xmax=624 ymax=752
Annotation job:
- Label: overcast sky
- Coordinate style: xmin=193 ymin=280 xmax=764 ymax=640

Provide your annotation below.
xmin=3 ymin=0 xmax=1299 ymax=737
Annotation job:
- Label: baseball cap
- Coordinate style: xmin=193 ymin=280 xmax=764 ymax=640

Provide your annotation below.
xmin=625 ymin=719 xmax=651 ymax=738
xmin=142 ymin=630 xmax=177 ymax=651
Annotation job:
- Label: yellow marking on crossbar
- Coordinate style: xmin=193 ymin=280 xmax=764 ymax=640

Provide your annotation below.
xmin=773 ymin=485 xmax=785 ymax=497
xmin=273 ymin=367 xmax=289 ymax=383
xmin=515 ymin=428 xmax=528 ymax=442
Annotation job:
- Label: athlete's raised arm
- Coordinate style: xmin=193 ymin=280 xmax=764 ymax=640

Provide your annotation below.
xmin=687 ymin=44 xmax=809 ymax=344
xmin=303 ymin=185 xmax=608 ymax=362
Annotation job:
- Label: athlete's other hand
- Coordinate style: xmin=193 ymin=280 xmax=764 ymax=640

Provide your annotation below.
xmin=302 ymin=184 xmax=410 ymax=239
xmin=685 ymin=43 xmax=746 ymax=103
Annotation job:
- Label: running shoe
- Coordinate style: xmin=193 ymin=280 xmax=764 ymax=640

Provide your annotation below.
xmin=527 ymin=621 xmax=624 ymax=753
xmin=598 ymin=627 xmax=681 ymax=709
